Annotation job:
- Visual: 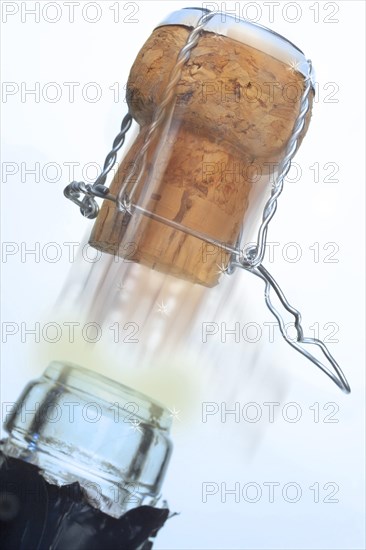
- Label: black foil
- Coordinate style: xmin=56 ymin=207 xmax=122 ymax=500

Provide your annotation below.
xmin=0 ymin=451 xmax=169 ymax=550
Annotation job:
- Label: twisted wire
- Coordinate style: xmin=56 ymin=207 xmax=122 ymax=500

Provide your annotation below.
xmin=93 ymin=112 xmax=133 ymax=191
xmin=240 ymin=61 xmax=313 ymax=267
xmin=63 ymin=112 xmax=133 ymax=218
xmin=116 ymin=10 xmax=216 ymax=210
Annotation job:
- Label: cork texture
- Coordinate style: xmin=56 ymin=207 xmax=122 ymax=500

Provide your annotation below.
xmin=90 ymin=26 xmax=313 ymax=287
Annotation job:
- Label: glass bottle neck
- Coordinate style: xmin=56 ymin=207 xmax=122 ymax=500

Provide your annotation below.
xmin=2 ymin=361 xmax=172 ymax=518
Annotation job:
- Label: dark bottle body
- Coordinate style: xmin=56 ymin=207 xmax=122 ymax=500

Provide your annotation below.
xmin=0 ymin=452 xmax=169 ymax=550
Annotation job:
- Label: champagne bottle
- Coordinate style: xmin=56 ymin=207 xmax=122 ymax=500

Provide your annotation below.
xmin=0 ymin=361 xmax=173 ymax=549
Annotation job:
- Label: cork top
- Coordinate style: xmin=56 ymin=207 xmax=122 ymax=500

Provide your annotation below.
xmin=156 ymin=7 xmax=314 ymax=85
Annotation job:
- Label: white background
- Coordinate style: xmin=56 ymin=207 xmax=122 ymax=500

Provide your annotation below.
xmin=1 ymin=1 xmax=365 ymax=549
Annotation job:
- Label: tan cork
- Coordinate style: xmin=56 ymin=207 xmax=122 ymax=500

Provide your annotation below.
xmin=89 ymin=26 xmax=313 ymax=287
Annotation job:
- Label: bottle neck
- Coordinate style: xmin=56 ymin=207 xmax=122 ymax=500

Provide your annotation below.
xmin=3 ymin=362 xmax=172 ymax=518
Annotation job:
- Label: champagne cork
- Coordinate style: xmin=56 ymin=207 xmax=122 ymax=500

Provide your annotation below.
xmin=90 ymin=20 xmax=313 ymax=287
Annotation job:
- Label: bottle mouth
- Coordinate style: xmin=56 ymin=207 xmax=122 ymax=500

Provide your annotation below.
xmin=43 ymin=361 xmax=171 ymax=431
xmin=2 ymin=362 xmax=173 ymax=518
